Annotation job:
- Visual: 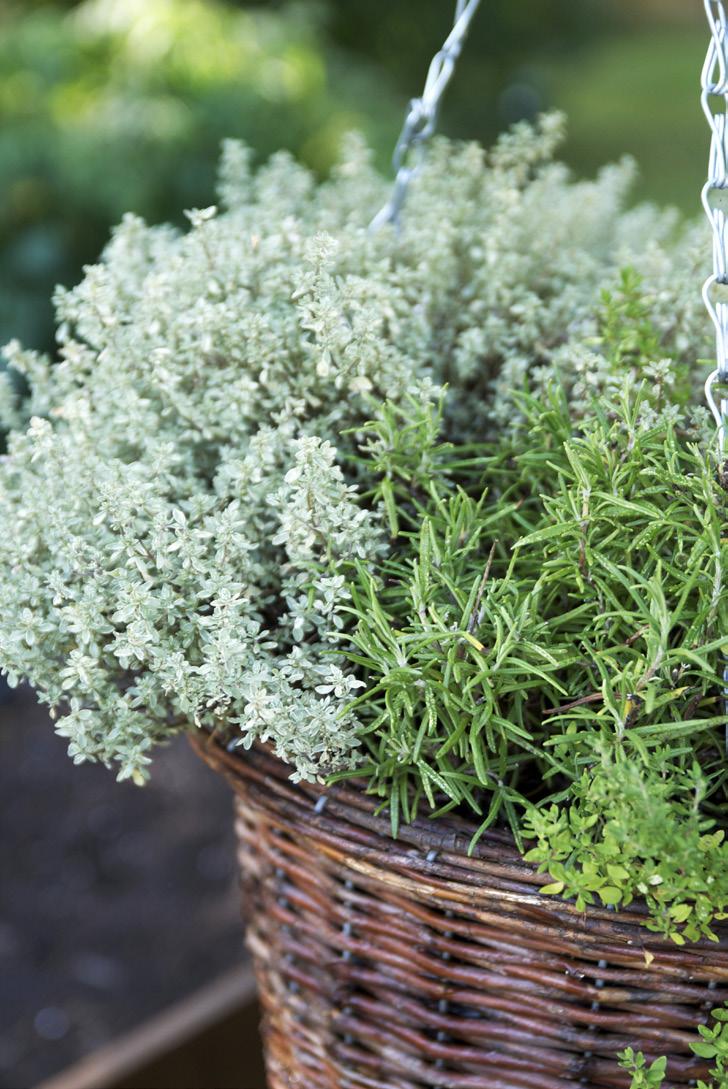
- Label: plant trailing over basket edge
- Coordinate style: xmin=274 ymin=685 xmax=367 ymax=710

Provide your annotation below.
xmin=0 ymin=115 xmax=725 ymax=942
xmin=334 ymin=375 xmax=728 ymax=944
xmin=619 ymin=1002 xmax=728 ymax=1088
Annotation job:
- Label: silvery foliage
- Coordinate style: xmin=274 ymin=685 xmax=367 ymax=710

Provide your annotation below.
xmin=0 ymin=116 xmax=711 ymax=782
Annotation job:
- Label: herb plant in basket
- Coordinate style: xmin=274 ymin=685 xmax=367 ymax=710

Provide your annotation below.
xmin=1 ymin=4 xmax=727 ymax=1088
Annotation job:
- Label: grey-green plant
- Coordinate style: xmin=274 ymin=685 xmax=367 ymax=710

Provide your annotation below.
xmin=0 ymin=118 xmax=724 ymax=941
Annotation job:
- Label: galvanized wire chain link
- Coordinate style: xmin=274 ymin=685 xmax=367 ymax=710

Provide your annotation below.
xmin=370 ymin=0 xmax=482 ymax=231
xmin=703 ymin=0 xmax=728 ymax=455
xmin=701 ymin=0 xmax=728 ymax=750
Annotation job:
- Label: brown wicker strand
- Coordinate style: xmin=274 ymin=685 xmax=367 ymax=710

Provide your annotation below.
xmin=191 ymin=734 xmax=728 ymax=1088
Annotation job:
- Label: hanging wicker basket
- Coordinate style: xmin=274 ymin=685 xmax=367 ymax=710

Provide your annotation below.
xmin=191 ymin=734 xmax=728 ymax=1089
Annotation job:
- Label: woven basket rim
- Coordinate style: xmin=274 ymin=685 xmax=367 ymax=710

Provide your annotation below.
xmin=189 ymin=730 xmax=727 ymax=947
xmin=191 ymin=731 xmax=728 ymax=1088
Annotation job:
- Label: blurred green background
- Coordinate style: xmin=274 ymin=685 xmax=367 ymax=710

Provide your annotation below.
xmin=0 ymin=0 xmax=708 ymax=356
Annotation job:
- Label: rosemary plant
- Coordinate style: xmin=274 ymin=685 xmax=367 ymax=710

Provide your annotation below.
xmin=338 ymin=371 xmax=727 ymax=943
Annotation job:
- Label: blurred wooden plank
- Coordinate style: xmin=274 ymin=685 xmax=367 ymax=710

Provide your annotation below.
xmin=115 ymin=999 xmax=265 ymax=1089
xmin=35 ymin=965 xmax=261 ymax=1089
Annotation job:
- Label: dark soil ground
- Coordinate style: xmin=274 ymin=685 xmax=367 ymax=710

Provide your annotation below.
xmin=0 ymin=686 xmax=245 ymax=1089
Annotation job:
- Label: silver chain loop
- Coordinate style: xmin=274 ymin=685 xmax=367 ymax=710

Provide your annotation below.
xmin=701 ymin=1 xmax=728 ymax=750
xmin=702 ymin=0 xmax=728 ymax=454
xmin=370 ymin=0 xmax=482 ymax=231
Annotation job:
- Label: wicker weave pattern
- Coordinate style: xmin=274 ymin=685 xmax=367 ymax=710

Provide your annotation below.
xmin=192 ymin=737 xmax=728 ymax=1088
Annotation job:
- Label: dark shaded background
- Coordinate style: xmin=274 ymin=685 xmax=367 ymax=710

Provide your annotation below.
xmin=0 ymin=2 xmax=711 ymax=1087
xmin=0 ymin=689 xmax=244 ymax=1088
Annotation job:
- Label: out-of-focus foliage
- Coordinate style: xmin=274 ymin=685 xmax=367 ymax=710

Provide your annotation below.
xmin=316 ymin=0 xmax=704 ymax=213
xmin=0 ymin=0 xmax=401 ymax=351
xmin=0 ymin=0 xmax=709 ymax=355
xmin=319 ymin=0 xmax=612 ymax=138
xmin=535 ymin=24 xmax=707 ymax=212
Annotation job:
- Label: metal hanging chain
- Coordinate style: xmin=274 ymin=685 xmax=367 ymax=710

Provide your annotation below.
xmin=703 ymin=0 xmax=728 ymax=456
xmin=370 ymin=0 xmax=482 ymax=231
xmin=701 ymin=0 xmax=728 ymax=750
